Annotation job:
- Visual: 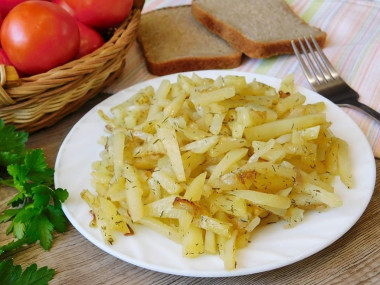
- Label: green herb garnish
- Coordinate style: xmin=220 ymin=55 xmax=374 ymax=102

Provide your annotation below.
xmin=0 ymin=259 xmax=54 ymax=285
xmin=0 ymin=119 xmax=69 ymax=254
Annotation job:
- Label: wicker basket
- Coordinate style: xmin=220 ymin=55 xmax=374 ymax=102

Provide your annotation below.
xmin=0 ymin=0 xmax=144 ymax=133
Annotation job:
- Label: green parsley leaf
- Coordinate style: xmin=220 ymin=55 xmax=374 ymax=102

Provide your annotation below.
xmin=0 ymin=209 xmax=20 ymax=223
xmin=46 ymin=205 xmax=67 ymax=233
xmin=12 ymin=207 xmax=40 ymax=239
xmin=32 ymin=185 xmax=52 ymax=209
xmin=7 ymin=149 xmax=54 ymax=196
xmin=6 ymin=192 xmax=26 ymax=208
xmin=52 ymin=188 xmax=69 ymax=205
xmin=0 ymin=259 xmax=21 ymax=285
xmin=0 ymin=119 xmax=69 ymax=255
xmin=0 ymin=259 xmax=55 ymax=285
xmin=0 ymin=237 xmax=32 ymax=255
xmin=0 ymin=120 xmax=28 ymax=167
xmin=38 ymin=215 xmax=54 ymax=250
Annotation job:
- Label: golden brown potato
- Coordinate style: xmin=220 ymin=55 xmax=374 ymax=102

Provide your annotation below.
xmin=81 ymin=73 xmax=352 ymax=270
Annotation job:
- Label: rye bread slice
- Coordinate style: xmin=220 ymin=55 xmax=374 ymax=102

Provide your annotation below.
xmin=137 ymin=5 xmax=242 ymax=76
xmin=192 ymin=0 xmax=327 ymax=58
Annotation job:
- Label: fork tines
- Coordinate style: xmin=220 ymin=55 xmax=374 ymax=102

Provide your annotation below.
xmin=291 ymin=36 xmax=340 ymax=87
xmin=291 ymin=36 xmax=380 ymax=122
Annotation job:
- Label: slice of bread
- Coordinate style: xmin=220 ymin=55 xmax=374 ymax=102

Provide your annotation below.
xmin=192 ymin=0 xmax=327 ymax=58
xmin=137 ymin=5 xmax=242 ymax=76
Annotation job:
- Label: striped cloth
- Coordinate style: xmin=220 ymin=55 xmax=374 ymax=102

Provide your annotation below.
xmin=107 ymin=0 xmax=380 ymax=157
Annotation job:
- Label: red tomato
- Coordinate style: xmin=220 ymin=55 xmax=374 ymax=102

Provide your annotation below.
xmin=51 ymin=0 xmax=74 ymax=16
xmin=0 ymin=14 xmax=2 ymax=45
xmin=0 ymin=48 xmax=24 ymax=76
xmin=0 ymin=0 xmax=28 ymax=17
xmin=0 ymin=0 xmax=48 ymax=17
xmin=0 ymin=48 xmax=12 ymax=66
xmin=1 ymin=1 xmax=80 ymax=75
xmin=64 ymin=0 xmax=133 ymax=28
xmin=76 ymin=21 xmax=104 ymax=58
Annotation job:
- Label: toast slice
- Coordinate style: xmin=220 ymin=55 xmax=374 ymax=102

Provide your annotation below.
xmin=192 ymin=0 xmax=327 ymax=58
xmin=137 ymin=5 xmax=242 ymax=76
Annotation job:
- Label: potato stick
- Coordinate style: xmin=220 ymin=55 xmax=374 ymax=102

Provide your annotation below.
xmin=152 ymin=170 xmax=182 ymax=194
xmin=99 ymin=197 xmax=131 ymax=234
xmin=208 ymin=172 xmax=250 ymax=191
xmin=193 ymin=215 xmax=232 ymax=238
xmin=180 ymin=127 xmax=210 ymax=140
xmin=337 ymin=138 xmax=354 ymax=188
xmin=181 ymin=151 xmax=206 ymax=179
xmin=209 ymin=148 xmax=248 ymax=181
xmin=261 ymin=205 xmax=287 ymax=217
xmin=299 ymin=125 xmax=321 ymax=141
xmin=163 ymin=90 xmax=186 ymax=117
xmin=81 ymin=190 xmax=114 ymax=244
xmin=239 ymin=161 xmax=296 ymax=179
xmin=325 ymin=138 xmax=339 ymax=175
xmin=228 ymin=121 xmax=245 ymax=138
xmin=249 ymin=139 xmax=276 ymax=163
xmin=210 ymin=113 xmax=226 ymax=135
xmin=181 ymin=135 xmax=219 ymax=153
xmin=298 ymin=169 xmax=334 ymax=192
xmin=110 ymin=131 xmax=125 ymax=179
xmin=157 ymin=124 xmax=186 ymax=182
xmin=285 ymin=207 xmax=304 ymax=228
xmin=205 ymin=230 xmax=217 ymax=254
xmin=224 ymin=230 xmax=238 ymax=270
xmin=277 ymin=187 xmax=293 ymax=197
xmin=139 ymin=217 xmax=182 ymax=243
xmin=209 ymin=136 xmax=249 ymax=157
xmin=228 ymin=190 xmax=291 ymax=209
xmin=190 ymin=86 xmax=235 ymax=106
xmin=124 ymin=164 xmax=144 ymax=222
xmin=302 ymin=183 xmax=343 ymax=208
xmin=275 ymin=92 xmax=306 ymax=116
xmin=246 ymin=216 xmax=261 ymax=232
xmin=182 ymin=224 xmax=204 ymax=258
xmin=244 ymin=113 xmax=326 ymax=141
xmin=147 ymin=79 xmax=171 ymax=120
xmin=184 ymin=172 xmax=207 ymax=201
xmin=144 ymin=195 xmax=177 ymax=215
xmin=211 ymin=194 xmax=248 ymax=218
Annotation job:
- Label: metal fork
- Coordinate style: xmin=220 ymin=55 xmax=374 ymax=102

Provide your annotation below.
xmin=291 ymin=36 xmax=380 ymax=123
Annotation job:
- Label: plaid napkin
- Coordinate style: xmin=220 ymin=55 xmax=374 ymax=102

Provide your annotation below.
xmin=108 ymin=0 xmax=380 ymax=157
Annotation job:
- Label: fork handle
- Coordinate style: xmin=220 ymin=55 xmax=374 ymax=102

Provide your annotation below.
xmin=339 ymin=101 xmax=380 ymax=123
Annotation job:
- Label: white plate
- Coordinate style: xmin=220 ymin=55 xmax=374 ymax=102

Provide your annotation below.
xmin=55 ymin=70 xmax=376 ymax=277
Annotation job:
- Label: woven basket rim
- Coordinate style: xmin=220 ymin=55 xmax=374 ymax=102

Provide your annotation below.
xmin=0 ymin=1 xmax=144 ymax=132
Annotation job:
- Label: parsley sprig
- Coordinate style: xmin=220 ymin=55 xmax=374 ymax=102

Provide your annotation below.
xmin=0 ymin=119 xmax=69 ymax=254
xmin=0 ymin=120 xmax=28 ymax=167
xmin=0 ymin=259 xmax=54 ymax=285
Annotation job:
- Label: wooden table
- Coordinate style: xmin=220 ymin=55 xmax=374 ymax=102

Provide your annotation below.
xmin=0 ymin=89 xmax=378 ymax=284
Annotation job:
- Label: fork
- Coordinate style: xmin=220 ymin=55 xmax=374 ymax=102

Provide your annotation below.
xmin=291 ymin=36 xmax=380 ymax=123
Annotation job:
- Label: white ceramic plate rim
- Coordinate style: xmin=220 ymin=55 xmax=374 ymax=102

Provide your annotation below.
xmin=55 ymin=70 xmax=376 ymax=277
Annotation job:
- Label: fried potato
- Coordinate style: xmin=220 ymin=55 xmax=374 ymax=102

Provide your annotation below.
xmin=81 ymin=73 xmax=352 ymax=270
